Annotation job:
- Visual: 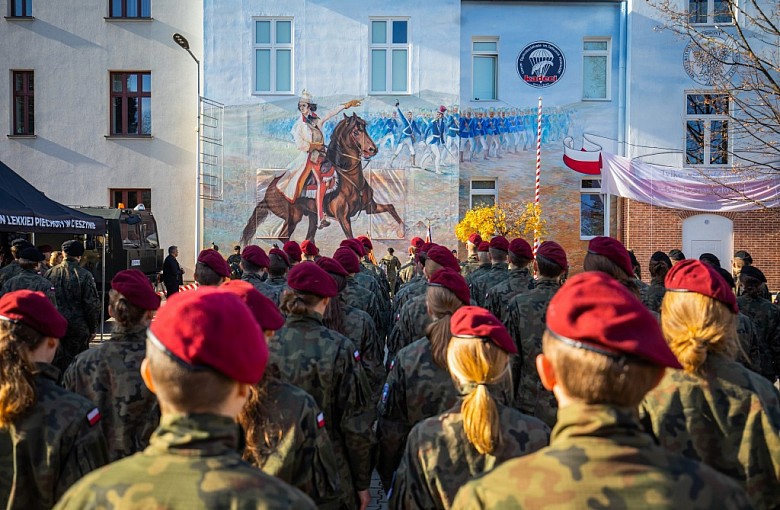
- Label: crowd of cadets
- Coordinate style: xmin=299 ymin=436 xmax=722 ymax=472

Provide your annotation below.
xmin=0 ymin=231 xmax=779 ymax=510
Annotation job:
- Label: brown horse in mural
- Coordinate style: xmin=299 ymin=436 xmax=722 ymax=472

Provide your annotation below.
xmin=240 ymin=113 xmax=405 ymax=244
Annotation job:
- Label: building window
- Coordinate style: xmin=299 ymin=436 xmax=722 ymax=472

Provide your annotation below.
xmin=109 ymin=0 xmax=151 ymax=18
xmin=688 ymin=0 xmax=733 ymax=24
xmin=582 ymin=38 xmax=610 ymax=100
xmin=253 ymin=18 xmax=293 ymax=94
xmin=12 ymin=71 xmax=34 ymax=135
xmin=111 ymin=188 xmax=152 ymax=210
xmin=685 ymin=93 xmax=729 ymax=165
xmin=370 ymin=18 xmax=409 ymax=94
xmin=10 ymin=0 xmax=32 ymax=17
xmin=110 ymin=72 xmax=151 ymax=136
xmin=580 ymin=178 xmax=605 ymax=239
xmin=470 ymin=179 xmax=497 ymax=208
xmin=472 ymin=38 xmax=498 ymax=101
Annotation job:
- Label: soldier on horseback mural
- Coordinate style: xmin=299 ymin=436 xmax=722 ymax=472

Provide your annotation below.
xmin=277 ymin=90 xmax=362 ymax=229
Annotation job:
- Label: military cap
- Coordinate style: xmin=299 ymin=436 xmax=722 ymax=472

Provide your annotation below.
xmin=477 ymin=241 xmax=490 ymax=253
xmin=18 ymin=246 xmax=44 ymax=262
xmin=508 ymin=238 xmax=533 ymax=260
xmin=111 ymin=269 xmax=161 ymax=310
xmin=489 ymin=236 xmax=509 ymax=252
xmin=739 ymin=265 xmax=766 ymax=283
xmin=357 ymin=236 xmax=373 ymax=251
xmin=62 ymin=240 xmax=85 ymax=257
xmin=410 ymin=237 xmax=425 ymax=249
xmin=221 ymin=280 xmax=285 ymax=331
xmin=451 ymin=305 xmax=516 ymax=354
xmin=149 ymin=287 xmax=268 ymax=384
xmin=315 ymin=256 xmax=349 ymax=277
xmin=340 ymin=238 xmax=365 ymax=257
xmin=333 ymin=247 xmax=361 ymax=274
xmin=426 ymin=245 xmax=462 ymax=272
xmin=651 ymin=251 xmax=673 ymax=268
xmin=547 ymin=271 xmax=682 ymax=369
xmin=197 ymin=248 xmax=230 ymax=278
xmin=537 ymin=240 xmax=567 ymax=269
xmin=11 ymin=238 xmax=32 ymax=248
xmin=668 ymin=249 xmax=686 ymax=261
xmin=242 ymin=245 xmax=270 ymax=268
xmin=287 ymin=262 xmax=338 ymax=298
xmin=666 ymin=259 xmax=738 ymax=313
xmin=467 ymin=233 xmax=482 ymax=245
xmin=283 ymin=241 xmax=302 ymax=263
xmin=587 ymin=236 xmax=633 ymax=277
xmin=428 ymin=268 xmax=470 ymax=305
xmin=269 ymin=247 xmax=290 ymax=268
xmin=0 ymin=290 xmax=67 ymax=338
xmin=301 ymin=239 xmax=319 ymax=256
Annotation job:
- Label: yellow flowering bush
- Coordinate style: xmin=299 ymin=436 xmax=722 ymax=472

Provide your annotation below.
xmin=455 ymin=202 xmax=547 ymax=243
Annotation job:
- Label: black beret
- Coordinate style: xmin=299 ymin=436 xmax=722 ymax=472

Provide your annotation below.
xmin=62 ymin=240 xmax=85 ymax=257
xmin=19 ymin=247 xmax=44 ymax=262
xmin=739 ymin=265 xmax=766 ymax=283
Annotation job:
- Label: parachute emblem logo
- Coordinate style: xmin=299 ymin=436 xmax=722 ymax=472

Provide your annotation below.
xmin=517 ymin=41 xmax=566 ymax=88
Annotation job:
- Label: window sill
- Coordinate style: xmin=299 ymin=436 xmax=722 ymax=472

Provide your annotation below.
xmin=582 ymin=98 xmax=612 ymax=102
xmin=104 ymin=17 xmax=154 ymax=22
xmin=251 ymin=92 xmax=294 ymax=96
xmin=105 ymin=135 xmax=153 ymax=140
xmin=4 ymin=16 xmax=34 ymax=21
xmin=471 ymin=99 xmax=500 ymax=103
xmin=7 ymin=134 xmax=36 ymax=139
xmin=369 ymin=92 xmax=411 ymax=96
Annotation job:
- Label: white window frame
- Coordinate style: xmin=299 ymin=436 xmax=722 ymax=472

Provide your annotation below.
xmin=471 ymin=37 xmax=499 ymax=102
xmin=252 ymin=17 xmax=294 ymax=95
xmin=582 ymin=37 xmax=611 ymax=101
xmin=369 ymin=17 xmax=410 ymax=95
xmin=687 ymin=0 xmax=735 ymax=25
xmin=579 ymin=178 xmax=609 ymax=240
xmin=684 ymin=91 xmax=731 ymax=167
xmin=469 ymin=179 xmax=498 ymax=209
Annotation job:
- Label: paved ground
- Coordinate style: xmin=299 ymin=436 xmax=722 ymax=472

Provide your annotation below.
xmin=368 ymin=470 xmax=388 ymax=510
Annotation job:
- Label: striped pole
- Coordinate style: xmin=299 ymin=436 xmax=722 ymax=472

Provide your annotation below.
xmin=534 ymin=96 xmax=542 ymax=253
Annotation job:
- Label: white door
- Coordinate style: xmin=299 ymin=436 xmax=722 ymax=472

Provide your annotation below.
xmin=682 ymin=214 xmax=733 ymax=270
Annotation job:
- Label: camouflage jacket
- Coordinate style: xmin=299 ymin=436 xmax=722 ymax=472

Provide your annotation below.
xmin=260 ymin=275 xmax=288 ymax=307
xmin=341 ymin=277 xmax=384 ymax=337
xmin=640 ymin=354 xmax=780 ymax=509
xmin=247 ymin=380 xmax=341 ymax=510
xmin=390 ymin=400 xmax=550 ymax=510
xmin=45 ymin=259 xmax=100 ymax=333
xmin=460 ymin=255 xmax=480 ymax=278
xmin=0 ymin=363 xmax=108 ymax=510
xmin=464 ymin=264 xmax=491 ymax=297
xmin=451 ymin=404 xmax=753 ymax=510
xmin=342 ymin=304 xmax=385 ymax=402
xmin=642 ymin=281 xmax=666 ymax=314
xmin=62 ymin=325 xmax=158 ymax=462
xmin=398 ymin=260 xmax=419 ymax=284
xmin=737 ymin=294 xmax=780 ymax=381
xmin=242 ymin=272 xmax=275 ymax=296
xmin=504 ymin=278 xmax=561 ymax=426
xmin=483 ymin=267 xmax=535 ymax=321
xmin=392 ymin=277 xmax=426 ymax=322
xmin=269 ymin=312 xmax=375 ymax=505
xmin=53 ymin=413 xmax=316 ymax=510
xmin=0 ymin=268 xmax=57 ymax=305
xmin=469 ymin=263 xmax=509 ymax=307
xmin=0 ymin=261 xmax=22 ymax=288
xmin=736 ymin=312 xmax=765 ymax=378
xmin=386 ymin=294 xmax=431 ymax=367
xmin=356 ymin=267 xmax=391 ymax=332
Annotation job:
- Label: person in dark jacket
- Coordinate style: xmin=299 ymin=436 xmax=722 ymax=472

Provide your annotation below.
xmin=162 ymin=245 xmax=184 ymax=297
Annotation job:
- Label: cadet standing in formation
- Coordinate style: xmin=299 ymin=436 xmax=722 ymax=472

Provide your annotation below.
xmin=0 ymin=246 xmax=57 ymax=304
xmin=642 ymin=250 xmax=671 ymax=313
xmin=263 ymin=248 xmax=292 ymax=306
xmin=459 ymin=233 xmax=482 ymax=277
xmin=483 ymin=237 xmax=535 ymax=320
xmin=464 ymin=241 xmax=491 ymax=290
xmin=469 ymin=236 xmax=510 ymax=307
xmin=240 ymin=244 xmax=271 ymax=292
xmin=736 ymin=265 xmax=780 ymax=381
xmin=0 ymin=239 xmax=32 ymax=287
xmin=193 ymin=248 xmax=230 ymax=287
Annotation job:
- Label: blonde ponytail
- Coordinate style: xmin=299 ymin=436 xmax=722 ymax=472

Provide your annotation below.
xmin=426 ymin=286 xmax=464 ymax=369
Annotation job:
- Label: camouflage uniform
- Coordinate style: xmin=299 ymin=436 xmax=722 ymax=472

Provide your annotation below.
xmin=635 ymin=277 xmax=650 ymax=301
xmin=249 ymin=379 xmax=341 ymax=509
xmin=642 ymin=281 xmax=666 ymax=314
xmin=0 ymin=260 xmax=22 ymax=288
xmin=357 ymin=265 xmax=391 ymax=333
xmin=641 ymin=354 xmax=780 ymax=509
xmin=342 ymin=277 xmax=384 ymax=337
xmin=397 ymin=258 xmax=418 ymax=284
xmin=736 ymin=312 xmax=765 ymax=377
xmin=259 ymin=275 xmax=288 ymax=307
xmin=342 ymin=304 xmax=385 ymax=402
xmin=389 ymin=398 xmax=550 ymax=510
xmin=0 ymin=363 xmax=109 ymax=510
xmin=380 ymin=253 xmax=402 ymax=296
xmin=470 ymin=262 xmax=509 ymax=307
xmin=451 ymin=404 xmax=752 ymax=510
xmin=269 ymin=312 xmax=375 ymax=509
xmin=392 ymin=277 xmax=426 ymax=322
xmin=460 ymin=254 xmax=480 ymax=278
xmin=0 ymin=268 xmax=57 ymax=305
xmin=483 ymin=267 xmax=535 ymax=321
xmin=386 ymin=294 xmax=431 ymax=366
xmin=737 ymin=294 xmax=780 ymax=381
xmin=241 ymin=271 xmax=274 ymax=296
xmin=45 ymin=259 xmax=101 ymax=371
xmin=464 ymin=263 xmax=491 ymax=302
xmin=62 ymin=325 xmax=158 ymax=462
xmin=504 ymin=277 xmax=561 ymax=427
xmin=53 ymin=413 xmax=316 ymax=510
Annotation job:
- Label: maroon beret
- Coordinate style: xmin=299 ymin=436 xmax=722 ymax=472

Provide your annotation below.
xmin=287 ymin=262 xmax=338 ymax=298
xmin=508 ymin=238 xmax=533 ymax=260
xmin=428 ymin=268 xmax=470 ymax=305
xmin=301 ymin=239 xmax=319 ymax=257
xmin=411 ymin=237 xmax=424 ymax=249
xmin=283 ymin=241 xmax=302 ymax=263
xmin=665 ymin=259 xmax=738 ymax=313
xmin=477 ymin=241 xmax=490 ymax=253
xmin=537 ymin=241 xmax=568 ymax=269
xmin=0 ymin=290 xmax=67 ymax=338
xmin=427 ymin=245 xmax=461 ymax=272
xmin=316 ymin=256 xmax=349 ymax=277
xmin=221 ymin=280 xmax=285 ymax=331
xmin=242 ymin=245 xmax=270 ymax=268
xmin=547 ymin=272 xmax=682 ymax=369
xmin=198 ymin=249 xmax=230 ymax=278
xmin=333 ymin=247 xmax=361 ymax=274
xmin=357 ymin=236 xmax=373 ymax=251
xmin=451 ymin=306 xmax=516 ymax=354
xmin=111 ymin=269 xmax=161 ymax=310
xmin=341 ymin=239 xmax=365 ymax=257
xmin=269 ymin=248 xmax=290 ymax=267
xmin=587 ymin=236 xmax=633 ymax=277
xmin=467 ymin=233 xmax=482 ymax=245
xmin=149 ymin=287 xmax=269 ymax=384
xmin=420 ymin=242 xmax=435 ymax=254
xmin=489 ymin=236 xmax=509 ymax=252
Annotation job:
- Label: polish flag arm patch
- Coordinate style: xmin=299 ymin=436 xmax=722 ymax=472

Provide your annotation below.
xmin=86 ymin=407 xmax=102 ymax=427
xmin=316 ymin=412 xmax=326 ymax=429
xmin=353 ymin=350 xmax=361 ymax=362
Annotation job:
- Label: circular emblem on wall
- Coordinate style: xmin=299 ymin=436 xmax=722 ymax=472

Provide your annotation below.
xmin=516 ymin=41 xmax=566 ymax=88
xmin=683 ymin=30 xmax=739 ymax=85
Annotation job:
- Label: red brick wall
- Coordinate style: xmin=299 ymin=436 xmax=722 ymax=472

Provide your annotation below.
xmin=621 ymin=199 xmax=780 ymax=291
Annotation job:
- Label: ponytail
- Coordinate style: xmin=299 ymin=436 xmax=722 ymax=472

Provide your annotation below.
xmin=108 ymin=289 xmax=148 ymax=330
xmin=321 ymin=294 xmax=346 ymax=336
xmin=0 ymin=321 xmax=45 ymax=428
xmin=280 ymin=289 xmax=323 ymax=316
xmin=425 ymin=285 xmax=464 ymax=369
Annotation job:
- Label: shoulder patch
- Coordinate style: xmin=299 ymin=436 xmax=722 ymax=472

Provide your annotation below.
xmin=381 ymin=383 xmax=391 ymax=404
xmin=353 ymin=349 xmax=361 ymax=361
xmin=316 ymin=412 xmax=326 ymax=429
xmin=389 ymin=358 xmax=396 ymax=371
xmin=86 ymin=407 xmax=102 ymax=426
